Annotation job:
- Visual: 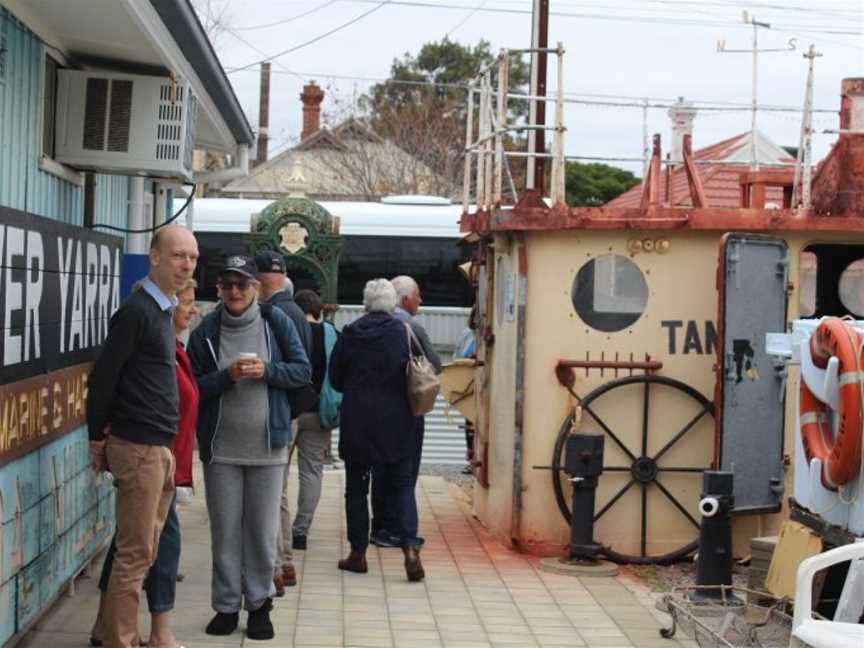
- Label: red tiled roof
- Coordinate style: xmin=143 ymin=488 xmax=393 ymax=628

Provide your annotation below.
xmin=606 ymin=132 xmax=796 ymax=209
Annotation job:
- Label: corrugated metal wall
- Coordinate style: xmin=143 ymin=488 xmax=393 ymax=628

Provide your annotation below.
xmin=330 ymin=396 xmax=468 ymax=465
xmin=94 ymin=174 xmax=130 ymax=238
xmin=0 ymin=9 xmax=127 ymax=644
xmin=0 ymin=8 xmax=82 ymax=223
xmin=333 ymin=305 xmax=470 ymax=351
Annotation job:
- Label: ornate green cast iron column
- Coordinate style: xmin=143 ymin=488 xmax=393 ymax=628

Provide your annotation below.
xmin=247 ymin=197 xmax=344 ymax=308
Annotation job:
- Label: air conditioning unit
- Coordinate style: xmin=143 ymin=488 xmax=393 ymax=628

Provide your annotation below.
xmin=55 ymin=70 xmax=198 ymax=180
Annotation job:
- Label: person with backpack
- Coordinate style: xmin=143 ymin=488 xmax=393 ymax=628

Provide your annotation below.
xmin=255 ymin=251 xmax=313 ymax=595
xmin=187 ymin=256 xmax=311 ymax=641
xmin=289 ymin=289 xmax=342 ymax=552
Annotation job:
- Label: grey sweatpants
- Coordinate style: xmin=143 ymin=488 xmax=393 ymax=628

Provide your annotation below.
xmin=203 ymin=462 xmax=284 ymax=612
xmin=277 ymin=413 xmax=331 ymax=567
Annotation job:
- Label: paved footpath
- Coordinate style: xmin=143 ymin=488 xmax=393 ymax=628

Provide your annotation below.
xmin=19 ymin=469 xmax=697 ymax=648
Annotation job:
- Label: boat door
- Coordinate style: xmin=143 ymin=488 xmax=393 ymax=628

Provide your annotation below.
xmin=716 ymin=233 xmax=788 ymax=513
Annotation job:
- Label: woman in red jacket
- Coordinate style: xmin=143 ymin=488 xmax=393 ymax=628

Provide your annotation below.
xmin=90 ymin=279 xmax=199 ymax=648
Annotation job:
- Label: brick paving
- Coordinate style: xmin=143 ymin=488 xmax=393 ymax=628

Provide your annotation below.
xmin=19 ymin=469 xmax=697 ymax=648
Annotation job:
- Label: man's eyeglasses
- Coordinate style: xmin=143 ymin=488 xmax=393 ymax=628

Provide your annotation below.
xmin=217 ymin=278 xmax=252 ymax=292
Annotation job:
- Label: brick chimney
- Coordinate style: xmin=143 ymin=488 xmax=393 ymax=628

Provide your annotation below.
xmin=300 ymin=82 xmax=324 ymax=141
xmin=668 ymin=97 xmax=698 ymax=164
xmin=256 ymin=62 xmax=271 ymax=165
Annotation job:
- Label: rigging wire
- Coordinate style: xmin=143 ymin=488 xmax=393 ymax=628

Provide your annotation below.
xmin=444 ymin=0 xmax=490 ymax=38
xmin=232 ymin=0 xmax=340 ymax=31
xmin=227 ymin=0 xmax=392 ymax=73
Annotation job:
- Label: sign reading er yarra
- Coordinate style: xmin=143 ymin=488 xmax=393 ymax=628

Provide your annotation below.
xmin=0 ymin=206 xmax=123 ymax=382
xmin=1 ymin=206 xmax=123 ymax=462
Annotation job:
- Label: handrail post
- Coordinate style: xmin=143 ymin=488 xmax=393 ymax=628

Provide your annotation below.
xmin=477 ymin=75 xmax=488 ymax=211
xmin=463 ymin=87 xmax=475 ymax=214
xmin=494 ymin=50 xmax=510 ymax=208
xmin=483 ymin=71 xmax=494 ymax=212
xmin=550 ymin=43 xmax=566 ymax=205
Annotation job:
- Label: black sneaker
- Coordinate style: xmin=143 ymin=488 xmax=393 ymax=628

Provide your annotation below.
xmin=247 ymin=599 xmax=275 ymax=640
xmin=205 ymin=611 xmax=239 ymax=636
xmin=292 ymin=534 xmax=307 ymax=551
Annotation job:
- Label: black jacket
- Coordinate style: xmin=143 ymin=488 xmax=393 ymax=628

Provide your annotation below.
xmin=329 ymin=312 xmax=414 ymax=465
xmin=267 ymin=290 xmax=313 ymax=360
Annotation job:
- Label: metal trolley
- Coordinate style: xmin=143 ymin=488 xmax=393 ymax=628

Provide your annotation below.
xmin=660 ymin=585 xmax=793 ymax=648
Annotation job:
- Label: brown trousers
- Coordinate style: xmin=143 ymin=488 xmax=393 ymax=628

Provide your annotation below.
xmin=103 ymin=436 xmax=175 ymax=648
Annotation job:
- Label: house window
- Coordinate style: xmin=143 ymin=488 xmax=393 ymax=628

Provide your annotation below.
xmin=42 ymin=55 xmax=59 ymax=159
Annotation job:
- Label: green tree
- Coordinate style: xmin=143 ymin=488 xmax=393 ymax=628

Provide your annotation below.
xmin=366 ymin=38 xmax=529 ymax=119
xmin=565 ymin=162 xmax=641 ymax=206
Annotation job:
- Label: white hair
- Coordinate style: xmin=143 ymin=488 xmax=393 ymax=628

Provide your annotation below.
xmin=363 ymin=279 xmax=398 ymax=314
xmin=390 ymin=275 xmax=417 ymax=300
xmin=283 ymin=276 xmax=294 ymax=298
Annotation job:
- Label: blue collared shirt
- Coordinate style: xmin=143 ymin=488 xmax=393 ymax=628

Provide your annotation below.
xmin=141 ymin=276 xmax=178 ymax=312
xmin=394 ymin=306 xmax=414 ymax=322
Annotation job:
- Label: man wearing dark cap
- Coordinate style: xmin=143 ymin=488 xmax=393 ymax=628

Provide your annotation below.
xmin=254 ymin=251 xmax=313 ymax=595
xmin=188 ymin=255 xmax=311 ymax=641
xmin=256 ymin=251 xmax=312 ymax=358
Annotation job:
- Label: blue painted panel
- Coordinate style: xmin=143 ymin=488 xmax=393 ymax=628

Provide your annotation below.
xmin=17 ymin=546 xmax=48 ymax=629
xmin=19 ymin=504 xmax=39 ymax=568
xmin=0 ymin=520 xmax=16 ymax=584
xmin=0 ymin=575 xmax=14 ymax=645
xmin=37 ymin=495 xmax=54 ymax=555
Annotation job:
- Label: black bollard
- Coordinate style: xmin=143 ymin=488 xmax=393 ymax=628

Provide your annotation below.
xmin=563 ymin=434 xmax=605 ymax=561
xmin=692 ymin=470 xmax=737 ymax=602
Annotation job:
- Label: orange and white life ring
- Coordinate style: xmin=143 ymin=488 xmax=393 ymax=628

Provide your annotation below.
xmin=799 ymin=319 xmax=864 ymax=489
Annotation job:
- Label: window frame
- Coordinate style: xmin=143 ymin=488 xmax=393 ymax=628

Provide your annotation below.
xmin=38 ymin=48 xmax=83 ymax=187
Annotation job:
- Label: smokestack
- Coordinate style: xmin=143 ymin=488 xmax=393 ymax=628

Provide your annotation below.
xmin=301 ymin=82 xmax=324 ymax=142
xmin=256 ymin=62 xmax=271 ymax=165
xmin=668 ymin=97 xmax=698 ymax=164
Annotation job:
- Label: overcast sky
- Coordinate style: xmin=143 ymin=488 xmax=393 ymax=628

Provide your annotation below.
xmin=197 ymin=0 xmax=864 ymax=176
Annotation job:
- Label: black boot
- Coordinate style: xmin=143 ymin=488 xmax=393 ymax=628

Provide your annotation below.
xmin=246 ymin=599 xmax=275 ymax=640
xmin=403 ymin=545 xmax=425 ymax=582
xmin=205 ymin=611 xmax=239 ymax=636
xmin=338 ymin=548 xmax=368 ymax=573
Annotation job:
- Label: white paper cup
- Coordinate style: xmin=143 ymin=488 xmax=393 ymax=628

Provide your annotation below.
xmin=238 ymin=352 xmax=258 ymax=361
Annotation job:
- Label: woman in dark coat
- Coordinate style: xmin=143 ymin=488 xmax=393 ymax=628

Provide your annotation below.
xmin=329 ymin=278 xmax=425 ymax=581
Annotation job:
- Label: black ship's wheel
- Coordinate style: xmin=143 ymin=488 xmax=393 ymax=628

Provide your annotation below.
xmin=552 ymin=375 xmax=714 ymax=564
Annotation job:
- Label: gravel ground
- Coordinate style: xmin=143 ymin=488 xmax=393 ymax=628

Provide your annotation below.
xmin=623 ymin=562 xmax=749 ymax=593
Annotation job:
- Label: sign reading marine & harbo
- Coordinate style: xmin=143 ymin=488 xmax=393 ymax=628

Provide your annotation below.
xmin=0 ymin=205 xmax=123 ymax=465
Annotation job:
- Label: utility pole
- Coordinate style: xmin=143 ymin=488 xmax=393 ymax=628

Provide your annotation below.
xmin=718 ymin=12 xmax=796 ymax=170
xmin=256 ymin=62 xmax=271 ymax=166
xmin=526 ymin=0 xmax=549 ymax=194
xmin=793 ymin=45 xmax=823 ymax=210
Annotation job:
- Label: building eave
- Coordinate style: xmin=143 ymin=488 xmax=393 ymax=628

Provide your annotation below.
xmin=145 ymin=0 xmax=253 ymax=147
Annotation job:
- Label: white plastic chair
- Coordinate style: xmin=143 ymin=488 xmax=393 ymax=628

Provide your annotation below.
xmin=791 ymin=541 xmax=864 ymax=648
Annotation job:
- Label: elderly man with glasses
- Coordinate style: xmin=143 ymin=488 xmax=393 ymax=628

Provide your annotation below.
xmin=187 ymin=255 xmax=311 ymax=641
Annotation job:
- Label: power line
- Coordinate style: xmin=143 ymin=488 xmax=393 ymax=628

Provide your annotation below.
xmin=225 ymin=66 xmax=836 ymax=113
xmin=340 ymin=0 xmax=862 ymax=31
xmin=227 ymin=1 xmax=393 ymax=73
xmin=232 ymin=0 xmax=340 ymax=31
xmin=444 ymin=0 xmax=490 ymax=38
